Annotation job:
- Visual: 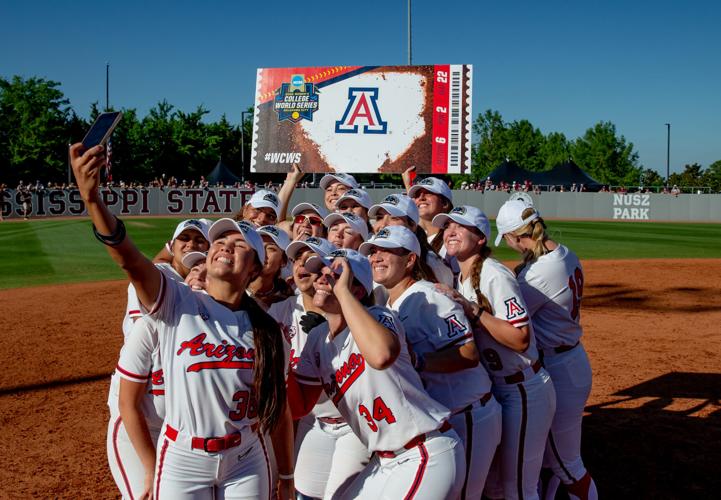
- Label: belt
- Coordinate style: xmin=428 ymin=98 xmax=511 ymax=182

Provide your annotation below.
xmin=317 ymin=416 xmax=346 ymax=425
xmin=498 ymin=360 xmax=542 ymax=385
xmin=376 ymin=420 xmax=452 ymax=459
xmin=453 ymin=392 xmax=493 ymax=415
xmin=540 ymin=341 xmax=580 ymax=359
xmin=165 ymin=423 xmax=258 ymax=453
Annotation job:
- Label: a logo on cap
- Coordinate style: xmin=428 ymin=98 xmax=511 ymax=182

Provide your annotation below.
xmin=345 ymin=189 xmax=363 ymax=198
xmin=376 ymin=312 xmax=397 ymax=333
xmin=343 ymin=213 xmax=360 ymax=222
xmin=375 ymin=228 xmax=391 ymax=239
xmin=383 ymin=195 xmax=400 ymax=205
xmin=185 ymin=219 xmax=203 ymax=229
xmin=237 ymin=221 xmax=254 ymax=233
xmin=262 ymin=226 xmax=279 ymax=236
xmin=305 ymin=237 xmax=322 ymax=246
xmin=451 ymin=206 xmax=467 ymax=215
xmin=328 ymin=249 xmax=347 ymax=259
xmin=419 ymin=178 xmax=435 ymax=186
xmin=263 ymin=193 xmax=279 ymax=206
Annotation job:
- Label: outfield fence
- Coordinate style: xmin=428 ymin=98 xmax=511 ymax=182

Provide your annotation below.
xmin=2 ymin=188 xmax=720 ymax=222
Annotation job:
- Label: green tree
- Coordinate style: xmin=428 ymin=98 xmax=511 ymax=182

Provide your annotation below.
xmin=669 ymin=163 xmax=706 ymax=190
xmin=703 ymin=160 xmax=721 ymax=192
xmin=540 ymin=132 xmax=571 ymax=170
xmin=570 ymin=121 xmax=641 ymax=185
xmin=639 ymin=168 xmax=664 ymax=188
xmin=471 ymin=109 xmax=508 ymax=178
xmin=0 ymin=76 xmax=73 ymax=184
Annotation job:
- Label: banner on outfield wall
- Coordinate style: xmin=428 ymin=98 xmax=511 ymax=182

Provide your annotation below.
xmin=0 ymin=188 xmax=254 ymax=218
xmin=250 ymin=65 xmax=473 ymax=174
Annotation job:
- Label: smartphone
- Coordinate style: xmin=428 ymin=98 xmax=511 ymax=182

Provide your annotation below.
xmin=81 ymin=111 xmax=123 ymax=149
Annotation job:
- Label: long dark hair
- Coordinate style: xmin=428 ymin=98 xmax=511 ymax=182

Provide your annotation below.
xmin=412 ymin=225 xmax=440 ymax=283
xmin=241 ymin=292 xmax=286 ymax=433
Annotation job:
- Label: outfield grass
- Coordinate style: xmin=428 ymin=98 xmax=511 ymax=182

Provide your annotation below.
xmin=1 ymin=218 xmax=720 ymax=290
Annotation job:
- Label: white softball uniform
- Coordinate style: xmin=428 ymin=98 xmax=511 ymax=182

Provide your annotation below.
xmin=107 ymin=263 xmax=180 ymax=499
xmin=458 ymin=258 xmax=556 ymax=500
xmin=390 ymin=280 xmax=501 ymax=499
xmin=295 ymin=306 xmax=465 ymax=499
xmin=269 ymin=294 xmax=370 ymax=499
xmin=517 ymin=245 xmax=594 ymax=489
xmin=426 ymin=249 xmax=454 ymax=287
xmin=148 ymin=275 xmax=273 ymax=499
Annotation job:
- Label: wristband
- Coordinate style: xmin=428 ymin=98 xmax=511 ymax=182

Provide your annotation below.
xmin=278 ymin=472 xmax=294 ymax=480
xmin=92 ymin=217 xmax=126 ymax=247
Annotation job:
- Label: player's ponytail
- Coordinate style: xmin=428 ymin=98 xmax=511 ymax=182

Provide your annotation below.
xmin=412 ymin=225 xmax=439 ymax=283
xmin=470 ymin=244 xmax=493 ymax=314
xmin=241 ymin=293 xmax=286 ymax=434
xmin=512 ymin=208 xmax=550 ymax=274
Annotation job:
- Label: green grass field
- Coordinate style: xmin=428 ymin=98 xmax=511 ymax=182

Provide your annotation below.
xmin=1 ymin=218 xmax=720 ymax=290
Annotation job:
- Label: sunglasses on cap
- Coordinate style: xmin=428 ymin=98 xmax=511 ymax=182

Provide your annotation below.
xmin=294 ymin=214 xmax=323 ymax=227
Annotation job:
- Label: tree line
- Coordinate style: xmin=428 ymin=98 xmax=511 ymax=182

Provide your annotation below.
xmin=1 ymin=75 xmax=719 ymax=191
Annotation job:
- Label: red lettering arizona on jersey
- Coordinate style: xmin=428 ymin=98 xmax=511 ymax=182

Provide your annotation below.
xmin=294 ymin=306 xmax=450 ymax=452
xmin=457 ymin=258 xmax=539 ymax=378
xmin=148 ymin=274 xmax=259 ymax=437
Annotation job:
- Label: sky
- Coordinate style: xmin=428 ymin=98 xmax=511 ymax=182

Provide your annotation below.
xmin=1 ymin=0 xmax=719 ymax=175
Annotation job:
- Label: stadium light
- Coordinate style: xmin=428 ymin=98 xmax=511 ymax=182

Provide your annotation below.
xmin=407 ymin=0 xmax=412 ymax=65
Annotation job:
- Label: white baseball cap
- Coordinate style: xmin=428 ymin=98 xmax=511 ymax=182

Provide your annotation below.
xmin=359 ymin=225 xmax=420 ymax=257
xmin=246 ymin=189 xmax=280 ymax=218
xmin=323 ymin=212 xmax=369 ymax=241
xmin=305 ymin=248 xmax=374 ymax=295
xmin=291 ymin=202 xmax=328 ymax=219
xmin=408 ymin=177 xmax=453 ymax=203
xmin=207 ymin=218 xmax=266 ymax=264
xmin=172 ymin=219 xmax=210 ymax=243
xmin=257 ymin=225 xmax=291 ymax=251
xmin=181 ymin=251 xmax=207 ymax=269
xmin=319 ymin=173 xmax=359 ymax=190
xmin=285 ymin=236 xmax=337 ymax=261
xmin=336 ymin=188 xmax=372 ymax=209
xmin=494 ymin=199 xmax=540 ymax=246
xmin=368 ymin=193 xmax=419 ymax=225
xmin=432 ymin=205 xmax=491 ymax=242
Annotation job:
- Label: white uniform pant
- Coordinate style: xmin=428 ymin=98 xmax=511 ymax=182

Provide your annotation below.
xmin=342 ymin=428 xmax=465 ymax=499
xmin=154 ymin=429 xmax=272 ymax=500
xmin=294 ymin=414 xmax=370 ymax=499
xmin=107 ymin=414 xmax=161 ymax=499
xmin=486 ymin=370 xmax=556 ymax=500
xmin=542 ymin=344 xmax=592 ymax=485
xmin=448 ymin=396 xmax=502 ymax=500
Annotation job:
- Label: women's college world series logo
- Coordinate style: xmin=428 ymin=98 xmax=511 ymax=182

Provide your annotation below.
xmin=274 ymin=75 xmax=320 ymax=123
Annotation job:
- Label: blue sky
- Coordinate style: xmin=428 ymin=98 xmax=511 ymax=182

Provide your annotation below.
xmin=1 ymin=0 xmax=719 ymax=175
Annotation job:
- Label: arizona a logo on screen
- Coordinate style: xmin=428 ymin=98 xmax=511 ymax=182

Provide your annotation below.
xmin=335 ymin=88 xmax=387 ymax=134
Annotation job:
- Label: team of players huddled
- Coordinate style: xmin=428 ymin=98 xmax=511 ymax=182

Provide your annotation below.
xmin=71 ymin=142 xmax=598 ymax=500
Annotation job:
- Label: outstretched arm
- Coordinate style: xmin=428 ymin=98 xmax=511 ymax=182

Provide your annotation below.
xmin=70 ymin=143 xmax=160 ymax=308
xmin=277 ymin=164 xmax=304 ymax=222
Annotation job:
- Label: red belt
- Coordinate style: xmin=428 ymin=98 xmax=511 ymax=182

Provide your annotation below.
xmin=165 ymin=424 xmax=258 ymax=453
xmin=317 ymin=416 xmax=346 ymax=424
xmin=504 ymin=360 xmax=542 ymax=384
xmin=455 ymin=392 xmax=493 ymax=415
xmin=376 ymin=420 xmax=452 ymax=459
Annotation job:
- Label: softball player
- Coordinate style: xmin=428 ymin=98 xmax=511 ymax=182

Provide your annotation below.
xmin=360 ymin=225 xmax=502 ymax=499
xmin=288 ymin=249 xmax=466 ymax=499
xmin=289 ymin=202 xmax=329 ymax=240
xmin=270 ymin=238 xmax=372 ymax=500
xmin=236 ymin=188 xmax=281 ymax=227
xmin=335 ymin=188 xmax=372 ymax=221
xmin=319 ymin=173 xmax=359 ymax=211
xmin=368 ymin=193 xmax=454 ymax=287
xmin=434 ymin=205 xmax=556 ymax=500
xmin=495 ymin=200 xmax=597 ymax=500
xmin=324 ymin=212 xmax=369 ymax=251
xmin=249 ymin=225 xmax=293 ymax=311
xmin=70 ymin=143 xmax=293 ymax=499
xmin=108 ymin=219 xmax=209 ymax=499
xmin=407 ymin=175 xmax=454 ymax=251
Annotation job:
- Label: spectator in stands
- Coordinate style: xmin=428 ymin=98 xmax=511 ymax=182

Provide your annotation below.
xmin=671 ymin=185 xmax=681 ymax=197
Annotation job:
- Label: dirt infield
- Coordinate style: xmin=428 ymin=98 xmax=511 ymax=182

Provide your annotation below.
xmin=1 ymin=259 xmax=720 ymax=499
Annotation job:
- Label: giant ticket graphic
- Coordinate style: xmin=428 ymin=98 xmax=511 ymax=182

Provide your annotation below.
xmin=250 ymin=65 xmax=472 ymax=174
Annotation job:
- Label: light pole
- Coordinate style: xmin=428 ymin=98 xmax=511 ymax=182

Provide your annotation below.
xmin=240 ymin=110 xmax=253 ymax=182
xmin=665 ymin=123 xmax=670 ymax=186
